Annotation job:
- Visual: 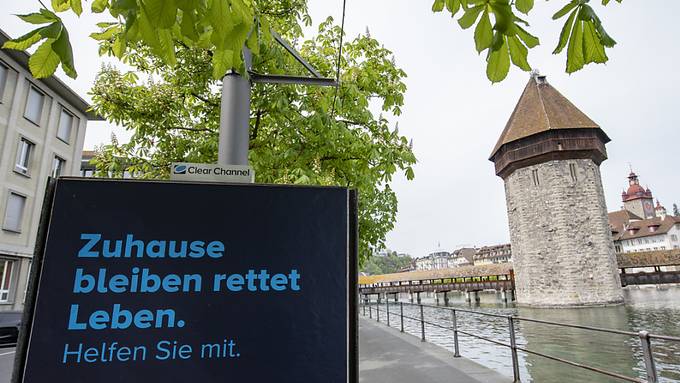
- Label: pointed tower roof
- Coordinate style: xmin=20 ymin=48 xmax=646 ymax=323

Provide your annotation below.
xmin=490 ymin=75 xmax=606 ymax=158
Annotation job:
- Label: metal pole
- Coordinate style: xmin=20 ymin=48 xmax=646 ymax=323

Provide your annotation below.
xmin=400 ymin=302 xmax=404 ymax=333
xmin=376 ymin=299 xmax=380 ymax=322
xmin=420 ymin=305 xmax=426 ymax=342
xmin=219 ymin=48 xmax=252 ymax=166
xmin=639 ymin=331 xmax=658 ymax=383
xmin=508 ymin=316 xmax=521 ymax=382
xmin=451 ymin=309 xmax=460 ymax=358
xmin=362 ymin=297 xmax=366 ymax=316
xmin=369 ymin=296 xmax=372 ymax=319
xmin=386 ymin=298 xmax=390 ymax=327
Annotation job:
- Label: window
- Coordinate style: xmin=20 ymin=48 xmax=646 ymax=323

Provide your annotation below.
xmin=0 ymin=63 xmax=8 ymax=102
xmin=57 ymin=108 xmax=74 ymax=143
xmin=24 ymin=85 xmax=44 ymax=125
xmin=0 ymin=259 xmax=14 ymax=302
xmin=52 ymin=156 xmax=66 ymax=177
xmin=532 ymin=169 xmax=540 ymax=186
xmin=569 ymin=163 xmax=578 ymax=182
xmin=671 ymin=234 xmax=678 ymax=242
xmin=3 ymin=192 xmax=27 ymax=233
xmin=14 ymin=138 xmax=34 ymax=175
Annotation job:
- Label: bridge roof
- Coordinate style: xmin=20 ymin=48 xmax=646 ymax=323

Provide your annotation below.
xmin=358 ymin=263 xmax=513 ymax=285
xmin=617 ymin=249 xmax=680 ymax=268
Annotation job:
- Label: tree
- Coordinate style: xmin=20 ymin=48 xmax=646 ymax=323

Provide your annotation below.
xmin=5 ymin=0 xmax=622 ymax=83
xmin=673 ymin=203 xmax=680 ymax=217
xmin=360 ymin=252 xmax=413 ymax=275
xmin=89 ymin=16 xmax=415 ymax=265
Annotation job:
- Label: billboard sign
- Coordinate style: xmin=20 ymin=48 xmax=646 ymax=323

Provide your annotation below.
xmin=13 ymin=178 xmax=357 ymax=383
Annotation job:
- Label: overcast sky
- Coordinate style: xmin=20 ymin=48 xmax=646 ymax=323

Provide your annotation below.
xmin=2 ymin=1 xmax=678 ymax=258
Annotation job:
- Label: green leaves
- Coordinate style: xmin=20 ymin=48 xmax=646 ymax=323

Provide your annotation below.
xmin=52 ymin=27 xmax=77 ymax=77
xmin=13 ymin=0 xmax=259 ymax=80
xmin=432 ymin=0 xmax=446 ymax=12
xmin=3 ymin=10 xmax=76 ymax=78
xmin=486 ymin=34 xmax=510 ymax=83
xmin=3 ymin=30 xmax=43 ymax=51
xmin=435 ymin=0 xmax=539 ymax=81
xmin=29 ymin=39 xmax=61 ymax=78
xmin=141 ymin=0 xmax=177 ymax=29
xmin=432 ymin=0 xmax=619 ymax=82
xmin=445 ymin=0 xmax=539 ymax=82
xmin=474 ymin=10 xmax=493 ymax=52
xmin=515 ymin=0 xmax=534 ymax=14
xmin=91 ymin=0 xmax=109 ymax=13
xmin=458 ymin=5 xmax=484 ymax=29
xmin=507 ymin=35 xmax=530 ymax=70
xmin=17 ymin=10 xmax=58 ymax=24
xmin=553 ymin=2 xmax=616 ymax=73
xmin=211 ymin=49 xmax=234 ymax=79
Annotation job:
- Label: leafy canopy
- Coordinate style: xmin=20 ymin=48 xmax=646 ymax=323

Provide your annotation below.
xmin=89 ymin=14 xmax=415 ymax=264
xmin=6 ymin=0 xmax=622 ymax=82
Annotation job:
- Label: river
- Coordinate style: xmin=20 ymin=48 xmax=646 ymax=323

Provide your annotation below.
xmin=367 ymin=286 xmax=680 ymax=382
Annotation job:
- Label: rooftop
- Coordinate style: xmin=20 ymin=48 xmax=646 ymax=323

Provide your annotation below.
xmin=490 ymin=75 xmax=605 ymax=158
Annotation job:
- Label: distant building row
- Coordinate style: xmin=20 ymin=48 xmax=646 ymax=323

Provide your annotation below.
xmin=409 ymin=244 xmax=512 ymax=271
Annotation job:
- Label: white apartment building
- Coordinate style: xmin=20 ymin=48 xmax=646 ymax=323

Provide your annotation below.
xmin=0 ymin=29 xmax=99 ymax=311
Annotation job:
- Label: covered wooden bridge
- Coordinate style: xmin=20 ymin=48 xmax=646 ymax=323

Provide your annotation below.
xmin=358 ymin=263 xmax=514 ymax=304
xmin=358 ymin=250 xmax=680 ymax=304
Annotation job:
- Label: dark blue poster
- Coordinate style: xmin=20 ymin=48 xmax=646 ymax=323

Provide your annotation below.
xmin=14 ymin=178 xmax=357 ymax=383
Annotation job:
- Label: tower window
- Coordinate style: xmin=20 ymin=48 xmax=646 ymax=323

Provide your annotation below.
xmin=531 ymin=169 xmax=540 ymax=186
xmin=569 ymin=163 xmax=578 ymax=182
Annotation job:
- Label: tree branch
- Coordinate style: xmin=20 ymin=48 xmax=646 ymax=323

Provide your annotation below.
xmin=190 ymin=92 xmax=219 ymax=107
xmin=251 ymin=109 xmax=262 ymax=141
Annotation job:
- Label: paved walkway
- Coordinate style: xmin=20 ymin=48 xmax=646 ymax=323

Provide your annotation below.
xmin=0 ymin=348 xmax=15 ymax=383
xmin=359 ymin=318 xmax=510 ymax=383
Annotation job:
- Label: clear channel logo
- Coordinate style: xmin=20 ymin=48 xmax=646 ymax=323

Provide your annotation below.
xmin=173 ymin=164 xmax=187 ymax=174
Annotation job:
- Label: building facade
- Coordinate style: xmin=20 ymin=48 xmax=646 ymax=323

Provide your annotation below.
xmin=609 ymin=172 xmax=680 ymax=254
xmin=0 ymin=29 xmax=99 ymax=311
xmin=451 ymin=247 xmax=475 ymax=267
xmin=474 ymin=244 xmax=512 ymax=265
xmin=415 ymin=251 xmax=451 ymax=271
xmin=490 ymin=74 xmax=623 ymax=307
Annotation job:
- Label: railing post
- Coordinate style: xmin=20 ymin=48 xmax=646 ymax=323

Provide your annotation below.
xmin=376 ymin=299 xmax=380 ymax=322
xmin=639 ymin=331 xmax=658 ymax=383
xmin=508 ymin=316 xmax=521 ymax=382
xmin=386 ymin=298 xmax=390 ymax=327
xmin=362 ymin=296 xmax=366 ymax=316
xmin=400 ymin=302 xmax=404 ymax=333
xmin=369 ymin=297 xmax=372 ymax=319
xmin=451 ymin=309 xmax=460 ymax=358
xmin=420 ymin=305 xmax=426 ymax=342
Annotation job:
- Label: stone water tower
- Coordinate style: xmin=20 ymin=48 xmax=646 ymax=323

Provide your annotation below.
xmin=489 ymin=74 xmax=623 ymax=306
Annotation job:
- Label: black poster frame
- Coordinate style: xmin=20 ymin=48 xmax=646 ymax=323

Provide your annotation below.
xmin=12 ymin=177 xmax=358 ymax=383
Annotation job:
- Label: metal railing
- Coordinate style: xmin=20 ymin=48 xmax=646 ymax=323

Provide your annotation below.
xmin=360 ymin=299 xmax=680 ymax=383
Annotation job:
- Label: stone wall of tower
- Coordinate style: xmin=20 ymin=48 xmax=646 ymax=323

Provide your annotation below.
xmin=504 ymin=158 xmax=623 ymax=306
